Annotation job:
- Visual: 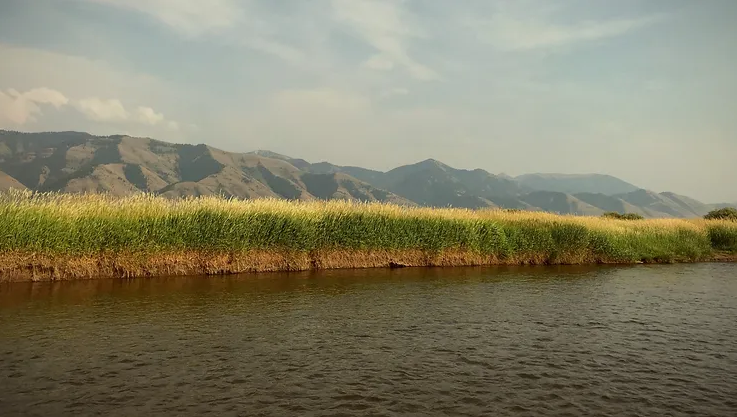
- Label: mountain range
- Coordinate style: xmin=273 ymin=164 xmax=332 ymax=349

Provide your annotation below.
xmin=0 ymin=130 xmax=732 ymax=218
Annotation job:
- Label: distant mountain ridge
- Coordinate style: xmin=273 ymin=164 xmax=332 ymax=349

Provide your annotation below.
xmin=0 ymin=130 xmax=732 ymax=218
xmin=515 ymin=173 xmax=640 ymax=195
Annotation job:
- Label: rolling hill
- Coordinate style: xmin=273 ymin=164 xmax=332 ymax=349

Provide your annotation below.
xmin=0 ymin=129 xmax=730 ymax=218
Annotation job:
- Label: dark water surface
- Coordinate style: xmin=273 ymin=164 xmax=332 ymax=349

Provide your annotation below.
xmin=1 ymin=264 xmax=737 ymax=416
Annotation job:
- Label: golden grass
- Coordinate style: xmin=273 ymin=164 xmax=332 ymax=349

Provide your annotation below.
xmin=0 ymin=190 xmax=735 ymax=281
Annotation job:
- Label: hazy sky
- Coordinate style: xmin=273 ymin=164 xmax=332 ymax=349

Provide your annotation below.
xmin=0 ymin=0 xmax=735 ymax=202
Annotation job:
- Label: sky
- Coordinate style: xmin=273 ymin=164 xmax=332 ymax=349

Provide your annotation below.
xmin=0 ymin=0 xmax=735 ymax=203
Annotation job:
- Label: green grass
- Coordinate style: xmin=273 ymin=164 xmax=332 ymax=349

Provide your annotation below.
xmin=704 ymin=207 xmax=737 ymax=221
xmin=602 ymin=212 xmax=645 ymax=220
xmin=0 ymin=190 xmax=733 ymax=265
xmin=706 ymin=224 xmax=737 ymax=252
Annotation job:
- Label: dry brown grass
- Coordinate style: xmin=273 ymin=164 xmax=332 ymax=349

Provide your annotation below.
xmin=2 ymin=246 xmax=730 ymax=283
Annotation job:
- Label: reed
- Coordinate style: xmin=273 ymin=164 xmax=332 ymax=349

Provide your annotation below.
xmin=0 ymin=190 xmax=733 ymax=281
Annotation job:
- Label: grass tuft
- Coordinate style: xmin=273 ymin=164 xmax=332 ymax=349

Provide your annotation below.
xmin=0 ymin=190 xmax=734 ymax=280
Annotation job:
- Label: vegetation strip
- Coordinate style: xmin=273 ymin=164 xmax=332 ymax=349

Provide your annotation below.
xmin=1 ymin=191 xmax=735 ymax=281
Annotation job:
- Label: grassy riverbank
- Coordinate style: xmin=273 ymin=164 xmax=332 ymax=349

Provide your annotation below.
xmin=1 ymin=191 xmax=735 ymax=281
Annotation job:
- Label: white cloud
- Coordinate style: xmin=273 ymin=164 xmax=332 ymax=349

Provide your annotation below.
xmin=75 ymin=97 xmax=129 ymax=122
xmin=73 ymin=97 xmax=177 ymax=129
xmin=0 ymin=87 xmax=68 ymax=126
xmin=0 ymin=43 xmax=168 ymax=106
xmin=468 ymin=5 xmax=662 ymax=51
xmin=3 ymin=1 xmax=733 ymax=201
xmin=0 ymin=44 xmax=185 ymax=137
xmin=17 ymin=88 xmax=69 ymax=107
xmin=331 ymin=0 xmax=439 ymax=81
xmin=134 ymin=106 xmax=165 ymax=125
xmin=0 ymin=81 xmax=178 ymax=131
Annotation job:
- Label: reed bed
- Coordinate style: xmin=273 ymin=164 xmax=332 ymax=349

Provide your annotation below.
xmin=0 ymin=190 xmax=735 ymax=281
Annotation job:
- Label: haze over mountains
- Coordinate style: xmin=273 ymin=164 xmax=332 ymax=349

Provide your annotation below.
xmin=0 ymin=130 xmax=732 ymax=218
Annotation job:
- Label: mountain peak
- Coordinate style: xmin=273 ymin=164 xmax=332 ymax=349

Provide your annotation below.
xmin=383 ymin=158 xmax=446 ymax=173
xmin=416 ymin=158 xmax=449 ymax=169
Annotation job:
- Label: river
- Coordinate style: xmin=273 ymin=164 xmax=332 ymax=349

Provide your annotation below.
xmin=1 ymin=264 xmax=736 ymax=416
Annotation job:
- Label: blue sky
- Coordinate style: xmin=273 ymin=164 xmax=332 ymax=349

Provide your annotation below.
xmin=0 ymin=0 xmax=735 ymax=202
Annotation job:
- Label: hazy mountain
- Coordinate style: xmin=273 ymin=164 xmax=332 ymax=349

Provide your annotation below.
xmin=0 ymin=130 xmax=722 ymax=218
xmin=302 ymin=161 xmax=389 ymax=189
xmin=611 ymin=189 xmax=714 ymax=218
xmin=376 ymin=159 xmax=522 ymax=209
xmin=518 ymin=191 xmax=605 ymax=216
xmin=659 ymin=192 xmax=713 ymax=217
xmin=516 ymin=173 xmax=640 ymax=195
xmin=0 ymin=130 xmax=413 ymax=205
xmin=710 ymin=202 xmax=737 ymax=210
xmin=300 ymin=158 xmax=528 ymax=209
xmin=572 ymin=193 xmax=648 ymax=217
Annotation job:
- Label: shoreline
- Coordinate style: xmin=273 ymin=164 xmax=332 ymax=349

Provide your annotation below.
xmin=710 ymin=251 xmax=737 ymax=263
xmin=2 ymin=249 xmax=735 ymax=282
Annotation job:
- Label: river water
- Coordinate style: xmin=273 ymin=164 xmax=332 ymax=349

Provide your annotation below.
xmin=1 ymin=264 xmax=736 ymax=416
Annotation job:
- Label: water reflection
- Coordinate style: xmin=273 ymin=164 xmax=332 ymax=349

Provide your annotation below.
xmin=1 ymin=264 xmax=624 ymax=308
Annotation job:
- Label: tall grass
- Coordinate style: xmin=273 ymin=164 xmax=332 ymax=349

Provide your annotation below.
xmin=0 ymin=190 xmax=735 ymax=279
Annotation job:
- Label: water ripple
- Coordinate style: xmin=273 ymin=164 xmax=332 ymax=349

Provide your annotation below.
xmin=1 ymin=263 xmax=737 ymax=416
